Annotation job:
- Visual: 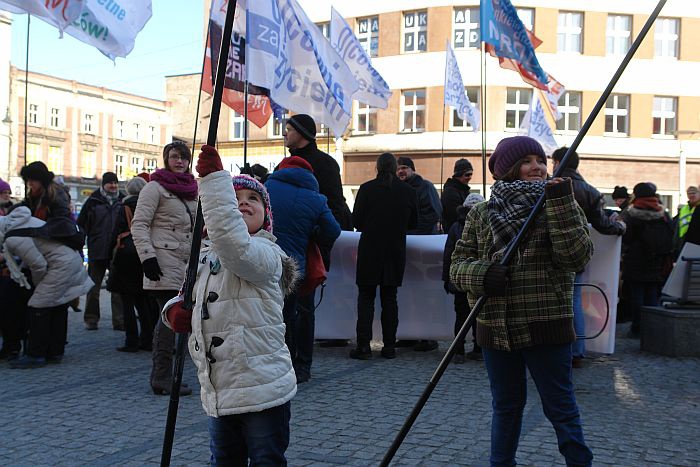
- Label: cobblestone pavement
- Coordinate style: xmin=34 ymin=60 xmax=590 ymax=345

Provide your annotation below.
xmin=2 ymin=293 xmax=699 ymax=466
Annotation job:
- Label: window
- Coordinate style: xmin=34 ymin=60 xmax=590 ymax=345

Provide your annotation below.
xmin=401 ymin=89 xmax=426 ymax=132
xmin=453 ymin=7 xmax=480 ymax=50
xmin=450 ymin=87 xmax=480 ymax=130
xmin=355 ymin=103 xmax=378 ymax=134
xmin=145 ymin=158 xmax=157 ymax=173
xmin=604 ymin=94 xmax=630 ymax=135
xmin=26 ymin=143 xmax=42 ymax=163
xmin=131 ymin=156 xmax=142 ymax=174
xmin=149 ymin=125 xmax=157 ymax=144
xmin=48 ymin=146 xmax=63 ymax=174
xmin=403 ymin=10 xmax=427 ymax=53
xmin=607 ymin=15 xmax=631 ymax=56
xmin=271 ymin=112 xmax=290 ymax=138
xmin=516 ymin=8 xmax=534 ymax=32
xmin=83 ymin=113 xmax=94 ymax=133
xmin=82 ymin=150 xmax=96 ymax=178
xmin=231 ymin=111 xmax=246 ymax=140
xmin=115 ymin=120 xmax=124 ymax=139
xmin=316 ymin=22 xmax=330 ymax=39
xmin=115 ymin=154 xmax=125 ymax=180
xmin=133 ymin=123 xmax=140 ymax=141
xmin=49 ymin=108 xmax=61 ymax=129
xmin=652 ymin=96 xmax=677 ymax=137
xmin=505 ymin=88 xmax=531 ymax=129
xmin=655 ymin=18 xmax=679 ymax=58
xmin=556 ymin=91 xmax=582 ymax=132
xmin=357 ymin=16 xmax=379 ymax=57
xmin=558 ymin=12 xmax=583 ymax=53
xmin=28 ymin=104 xmax=39 ymax=125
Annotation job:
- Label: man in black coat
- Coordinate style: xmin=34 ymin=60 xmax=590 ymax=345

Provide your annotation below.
xmin=441 ymin=158 xmax=473 ymax=232
xmin=77 ymin=172 xmax=125 ymax=331
xmin=396 ymin=156 xmax=441 ymax=235
xmin=350 ymin=153 xmax=418 ymax=360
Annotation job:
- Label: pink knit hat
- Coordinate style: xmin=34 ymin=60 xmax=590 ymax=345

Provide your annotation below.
xmin=232 ymin=174 xmax=273 ymax=233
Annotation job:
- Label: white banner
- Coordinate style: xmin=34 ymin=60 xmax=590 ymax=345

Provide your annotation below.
xmin=0 ymin=0 xmax=81 ymax=32
xmin=520 ymin=95 xmax=558 ymax=154
xmin=245 ymin=0 xmax=358 ymax=136
xmin=444 ymin=41 xmax=480 ymax=131
xmin=316 ymin=230 xmax=620 ymax=354
xmin=330 ymin=7 xmax=391 ymax=109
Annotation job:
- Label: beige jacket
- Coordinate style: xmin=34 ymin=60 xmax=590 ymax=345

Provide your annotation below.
xmin=131 ymin=180 xmax=197 ymax=291
xmin=162 ymin=170 xmax=297 ymax=417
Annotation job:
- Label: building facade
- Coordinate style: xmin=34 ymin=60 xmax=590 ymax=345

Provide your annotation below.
xmin=177 ymin=0 xmax=700 ymax=212
xmin=0 ymin=12 xmax=12 ymax=189
xmin=7 ymin=67 xmax=171 ymax=203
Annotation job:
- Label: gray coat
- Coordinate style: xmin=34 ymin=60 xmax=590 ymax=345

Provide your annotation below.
xmin=0 ymin=207 xmax=93 ymax=308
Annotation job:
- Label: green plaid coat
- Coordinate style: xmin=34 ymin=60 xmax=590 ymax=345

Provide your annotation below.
xmin=449 ymin=189 xmax=593 ymax=351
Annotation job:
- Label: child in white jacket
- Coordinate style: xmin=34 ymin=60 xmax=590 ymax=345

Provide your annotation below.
xmin=163 ymin=145 xmax=297 ymax=465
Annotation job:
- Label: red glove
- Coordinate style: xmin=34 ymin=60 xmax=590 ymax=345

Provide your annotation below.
xmin=166 ymin=301 xmax=193 ymax=334
xmin=196 ymin=144 xmax=224 ymax=178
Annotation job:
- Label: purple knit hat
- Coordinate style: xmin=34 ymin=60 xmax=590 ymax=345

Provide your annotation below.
xmin=232 ymin=174 xmax=273 ymax=233
xmin=0 ymin=178 xmax=10 ymax=193
xmin=488 ymin=136 xmax=546 ymax=179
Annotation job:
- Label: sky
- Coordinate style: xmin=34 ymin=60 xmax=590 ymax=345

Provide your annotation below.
xmin=9 ymin=0 xmax=205 ymax=101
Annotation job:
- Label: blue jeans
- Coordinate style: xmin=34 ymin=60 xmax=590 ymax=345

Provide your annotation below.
xmin=208 ymin=401 xmax=291 ymax=466
xmin=483 ymin=344 xmax=593 ymax=467
xmin=572 ymin=273 xmax=585 ymax=357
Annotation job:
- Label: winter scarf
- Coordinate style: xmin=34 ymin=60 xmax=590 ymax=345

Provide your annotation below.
xmin=632 ymin=196 xmax=663 ymax=212
xmin=150 ymin=168 xmax=198 ymax=201
xmin=99 ymin=187 xmax=120 ymax=205
xmin=487 ymin=179 xmax=546 ymax=260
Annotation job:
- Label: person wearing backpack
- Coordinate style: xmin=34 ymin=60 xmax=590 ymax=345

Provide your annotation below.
xmin=13 ymin=161 xmax=71 ymax=222
xmin=620 ymin=182 xmax=673 ymax=338
xmin=0 ymin=207 xmax=93 ymax=369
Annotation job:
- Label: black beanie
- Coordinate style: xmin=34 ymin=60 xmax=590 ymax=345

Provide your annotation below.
xmin=396 ymin=156 xmax=415 ymax=171
xmin=287 ymin=114 xmax=317 ymax=142
xmin=453 ymin=158 xmax=473 ymax=176
xmin=633 ymin=182 xmax=656 ymax=199
xmin=20 ymin=161 xmax=54 ymax=188
xmin=101 ymin=172 xmax=119 ymax=186
xmin=612 ymin=186 xmax=628 ymax=199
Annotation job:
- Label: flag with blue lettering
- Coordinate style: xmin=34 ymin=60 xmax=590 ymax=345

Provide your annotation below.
xmin=444 ymin=41 xmax=480 ymax=132
xmin=329 ymin=7 xmax=391 ymax=109
xmin=520 ymin=96 xmax=558 ymax=154
xmin=480 ymin=0 xmax=548 ymax=89
xmin=245 ymin=0 xmax=359 ymax=136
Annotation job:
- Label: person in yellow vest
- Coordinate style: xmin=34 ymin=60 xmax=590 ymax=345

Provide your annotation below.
xmin=674 ymin=186 xmax=699 ymax=256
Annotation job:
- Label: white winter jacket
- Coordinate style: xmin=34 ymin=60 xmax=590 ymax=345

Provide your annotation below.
xmin=163 ymin=170 xmax=297 ymax=417
xmin=0 ymin=207 xmax=93 ymax=308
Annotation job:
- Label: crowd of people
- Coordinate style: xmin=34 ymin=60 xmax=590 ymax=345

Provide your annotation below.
xmin=0 ymin=114 xmax=688 ymax=466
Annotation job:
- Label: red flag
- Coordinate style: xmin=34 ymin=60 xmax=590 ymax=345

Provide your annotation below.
xmin=485 ymin=29 xmax=549 ymax=90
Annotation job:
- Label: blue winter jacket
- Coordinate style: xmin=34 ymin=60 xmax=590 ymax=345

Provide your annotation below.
xmin=265 ymin=167 xmax=341 ymax=279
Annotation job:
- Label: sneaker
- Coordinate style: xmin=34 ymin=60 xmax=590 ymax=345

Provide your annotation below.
xmin=85 ymin=323 xmax=98 ymax=331
xmin=414 ymin=340 xmax=438 ymax=352
xmin=318 ymin=339 xmax=349 ymax=348
xmin=349 ymin=347 xmax=372 ymax=360
xmin=395 ymin=339 xmax=418 ymax=348
xmin=380 ymin=347 xmax=396 ymax=359
xmin=10 ymin=355 xmax=47 ymax=369
xmin=296 ymin=372 xmax=311 ymax=384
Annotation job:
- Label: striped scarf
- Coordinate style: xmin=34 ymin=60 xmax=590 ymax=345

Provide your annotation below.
xmin=487 ymin=179 xmax=546 ymax=260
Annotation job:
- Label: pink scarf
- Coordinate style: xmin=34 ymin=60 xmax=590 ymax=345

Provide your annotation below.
xmin=150 ymin=168 xmax=198 ymax=200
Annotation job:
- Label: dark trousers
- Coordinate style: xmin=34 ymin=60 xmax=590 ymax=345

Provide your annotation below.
xmin=356 ymin=285 xmax=398 ymax=348
xmin=150 ymin=290 xmax=178 ymax=389
xmin=208 ymin=401 xmax=291 ymax=466
xmin=122 ymin=293 xmax=156 ymax=349
xmin=483 ymin=344 xmax=593 ymax=467
xmin=294 ymin=291 xmax=315 ymax=377
xmin=27 ymin=304 xmax=69 ymax=359
xmin=85 ymin=259 xmax=123 ymax=328
xmin=626 ymin=281 xmax=659 ymax=332
xmin=454 ymin=292 xmax=479 ymax=354
xmin=0 ymin=275 xmax=29 ymax=352
xmin=282 ymin=293 xmax=298 ymax=364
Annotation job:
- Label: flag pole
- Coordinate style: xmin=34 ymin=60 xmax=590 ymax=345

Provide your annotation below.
xmin=479 ymin=40 xmax=487 ymax=197
xmin=23 ymin=15 xmax=29 ymax=175
xmin=379 ymin=1 xmax=667 ymax=465
xmin=190 ymin=27 xmax=211 ymax=155
xmin=243 ymin=81 xmax=249 ymax=168
xmin=439 ymin=101 xmax=446 ymax=192
xmin=159 ymin=2 xmax=238 ymax=466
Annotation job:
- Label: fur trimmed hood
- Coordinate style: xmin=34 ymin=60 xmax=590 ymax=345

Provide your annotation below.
xmin=626 ymin=206 xmax=666 ymax=221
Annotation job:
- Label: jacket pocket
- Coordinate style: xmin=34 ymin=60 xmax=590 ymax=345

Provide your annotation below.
xmin=153 ymin=239 xmax=180 ymax=250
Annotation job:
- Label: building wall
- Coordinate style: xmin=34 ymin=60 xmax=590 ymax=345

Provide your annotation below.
xmin=0 ymin=13 xmax=12 ymax=189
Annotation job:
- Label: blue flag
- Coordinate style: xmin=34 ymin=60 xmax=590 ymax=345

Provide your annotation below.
xmin=480 ymin=0 xmax=548 ymax=89
xmin=444 ymin=41 xmax=480 ymax=131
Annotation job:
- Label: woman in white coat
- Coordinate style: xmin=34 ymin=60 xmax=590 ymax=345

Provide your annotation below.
xmin=131 ymin=141 xmax=198 ymax=395
xmin=0 ymin=207 xmax=93 ymax=368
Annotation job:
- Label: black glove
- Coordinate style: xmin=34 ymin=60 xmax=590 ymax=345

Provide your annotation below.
xmin=483 ymin=263 xmax=508 ymax=297
xmin=142 ymin=257 xmax=163 ymax=281
xmin=443 ymin=282 xmax=451 ymax=294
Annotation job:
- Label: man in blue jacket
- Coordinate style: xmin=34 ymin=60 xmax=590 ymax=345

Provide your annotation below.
xmin=265 ymin=156 xmax=341 ymax=383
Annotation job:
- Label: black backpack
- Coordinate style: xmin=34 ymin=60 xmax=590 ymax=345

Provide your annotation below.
xmin=5 ymin=216 xmax=86 ymax=251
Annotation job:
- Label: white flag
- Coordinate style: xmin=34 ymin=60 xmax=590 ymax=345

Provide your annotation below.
xmin=0 ymin=0 xmax=81 ymax=32
xmin=330 ymin=7 xmax=391 ymax=109
xmin=245 ymin=0 xmax=359 ymax=136
xmin=520 ymin=95 xmax=558 ymax=154
xmin=444 ymin=41 xmax=480 ymax=131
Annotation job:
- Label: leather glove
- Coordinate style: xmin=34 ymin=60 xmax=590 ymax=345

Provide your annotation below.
xmin=483 ymin=263 xmax=509 ymax=297
xmin=196 ymin=144 xmax=224 ymax=178
xmin=142 ymin=257 xmax=163 ymax=281
xmin=166 ymin=301 xmax=192 ymax=334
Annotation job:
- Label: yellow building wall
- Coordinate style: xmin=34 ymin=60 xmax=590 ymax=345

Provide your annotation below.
xmin=583 ymin=90 xmax=604 ymax=136
xmin=426 ymin=86 xmax=444 ymax=132
xmin=633 ymin=14 xmax=654 ymax=59
xmin=379 ymin=12 xmax=400 ymax=57
xmin=678 ymin=96 xmax=700 ymax=132
xmin=584 ymin=12 xmax=606 ymax=56
xmin=378 ymin=91 xmax=400 ymax=134
xmin=535 ymin=8 xmax=558 ymax=54
xmin=680 ymin=18 xmax=700 ymax=62
xmin=427 ymin=7 xmax=451 ymax=53
xmin=630 ymin=94 xmax=653 ymax=138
